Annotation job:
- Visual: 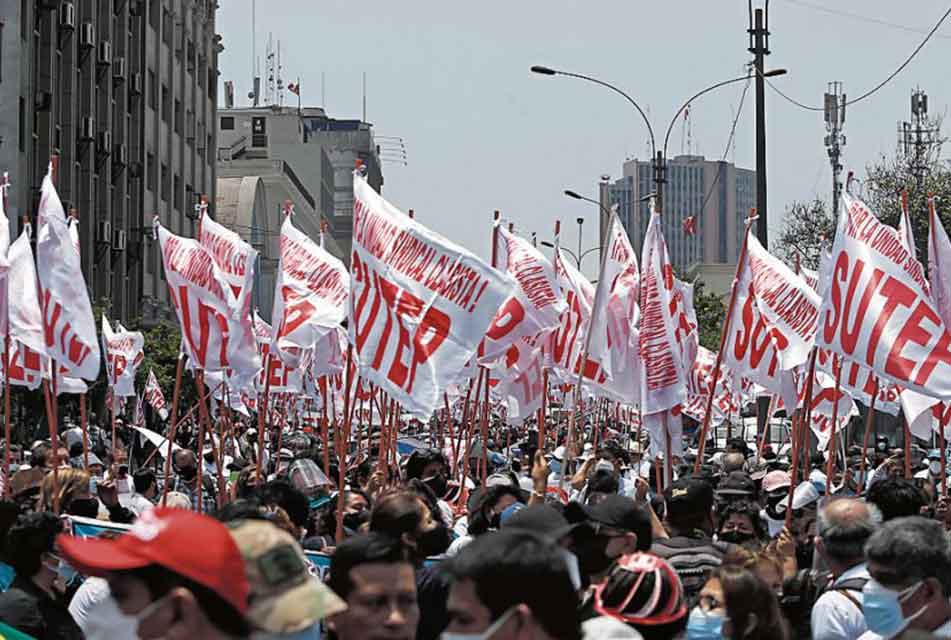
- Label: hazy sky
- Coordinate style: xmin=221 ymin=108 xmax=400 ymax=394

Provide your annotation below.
xmin=216 ymin=1 xmax=951 ymax=278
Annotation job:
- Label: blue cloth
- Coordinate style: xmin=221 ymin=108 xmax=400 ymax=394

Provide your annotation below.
xmin=0 ymin=563 xmax=15 ymax=592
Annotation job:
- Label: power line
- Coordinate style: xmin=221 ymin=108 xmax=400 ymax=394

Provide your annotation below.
xmin=779 ymin=0 xmax=951 ymax=40
xmin=697 ymin=76 xmax=753 ymax=216
xmin=761 ymin=4 xmax=951 ymax=111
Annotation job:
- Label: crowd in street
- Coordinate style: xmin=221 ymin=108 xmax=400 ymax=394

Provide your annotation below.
xmin=0 ymin=414 xmax=948 ymax=640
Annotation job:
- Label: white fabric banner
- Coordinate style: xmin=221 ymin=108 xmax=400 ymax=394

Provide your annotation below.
xmin=350 ymin=174 xmax=515 ymax=419
xmin=35 ymin=167 xmax=100 ymax=380
xmin=144 ymin=368 xmax=169 ymax=421
xmin=7 ymin=230 xmax=46 ymax=357
xmin=818 ymin=191 xmax=951 ymax=399
xmin=101 ymin=315 xmax=144 ymax=397
xmin=549 ymin=246 xmax=595 ymax=381
xmin=271 ymin=215 xmax=348 ymax=369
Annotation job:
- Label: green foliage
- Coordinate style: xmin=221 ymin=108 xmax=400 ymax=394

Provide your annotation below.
xmin=773 ymin=199 xmax=836 ymax=271
xmin=693 ymin=279 xmax=726 ymax=352
xmin=130 ymin=320 xmax=196 ymax=417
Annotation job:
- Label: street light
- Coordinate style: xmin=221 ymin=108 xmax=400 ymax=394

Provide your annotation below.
xmin=539 ymin=240 xmax=602 ymax=270
xmin=531 ymin=65 xmax=788 ymax=215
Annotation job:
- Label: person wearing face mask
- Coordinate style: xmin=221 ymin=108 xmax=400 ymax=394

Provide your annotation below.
xmin=716 ymin=500 xmax=767 ymax=548
xmin=564 ymin=494 xmax=652 ymax=586
xmin=913 ymin=450 xmax=945 ymax=495
xmin=811 ymin=498 xmax=881 ymax=640
xmin=446 ymin=484 xmax=523 ymax=557
xmin=0 ymin=512 xmax=83 ymax=639
xmin=370 ymin=491 xmax=453 ymax=640
xmin=405 ymin=449 xmax=455 ymax=528
xmin=687 ymin=564 xmax=789 ymax=640
xmin=859 ymin=516 xmax=951 ymax=638
xmin=167 ymin=448 xmax=219 ymax=514
xmin=760 ymin=470 xmax=792 ymax=538
xmin=443 ymin=529 xmax=583 ymax=640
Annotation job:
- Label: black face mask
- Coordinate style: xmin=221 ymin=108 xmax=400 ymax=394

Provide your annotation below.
xmin=416 ymin=524 xmax=451 ymax=557
xmin=68 ymin=497 xmax=100 ymax=519
xmin=423 ymin=474 xmax=448 ymax=499
xmin=765 ymin=494 xmax=786 ymax=520
xmin=574 ymin=533 xmax=616 ymax=576
xmin=203 ymin=454 xmax=215 ymax=464
xmin=343 ymin=510 xmax=369 ymax=533
xmin=178 ymin=465 xmax=198 ymax=481
xmin=719 ymin=530 xmax=756 ymax=545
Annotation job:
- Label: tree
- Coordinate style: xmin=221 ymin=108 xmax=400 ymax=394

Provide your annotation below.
xmin=773 ymin=198 xmax=836 ymax=271
xmin=693 ymin=279 xmax=726 ymax=352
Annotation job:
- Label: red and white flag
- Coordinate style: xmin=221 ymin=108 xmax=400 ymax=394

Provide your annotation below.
xmin=818 ymin=191 xmax=951 ymax=400
xmin=7 ymin=230 xmax=45 ymax=358
xmin=723 ymin=231 xmax=819 ymax=411
xmin=35 ymin=166 xmax=100 ymax=380
xmin=549 ymin=245 xmax=595 ymax=383
xmin=198 ymin=212 xmax=261 ymax=385
xmin=271 ymin=215 xmax=348 ymax=369
xmin=101 ymin=315 xmax=144 ymax=397
xmin=350 ymin=173 xmax=515 ymax=419
xmin=639 ymin=209 xmax=686 ymax=414
xmin=683 ymin=346 xmax=737 ymax=426
xmin=134 ymin=394 xmax=145 ymax=427
xmin=480 ymin=224 xmax=565 ymax=363
xmin=802 ymin=368 xmax=858 ymax=451
xmin=587 ymin=211 xmax=640 ymax=403
xmin=144 ymin=368 xmax=169 ymax=420
xmin=158 ymin=224 xmax=238 ymax=371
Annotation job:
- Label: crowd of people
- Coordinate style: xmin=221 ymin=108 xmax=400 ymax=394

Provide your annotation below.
xmin=0 ymin=413 xmax=948 ymax=639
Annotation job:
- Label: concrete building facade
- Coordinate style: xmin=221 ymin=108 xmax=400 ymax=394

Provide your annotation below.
xmin=600 ymin=155 xmax=756 ymax=276
xmin=1 ymin=0 xmax=220 ymax=325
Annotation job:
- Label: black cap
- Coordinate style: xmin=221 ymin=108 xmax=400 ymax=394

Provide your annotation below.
xmin=503 ymin=504 xmax=577 ymax=543
xmin=565 ymin=495 xmax=652 ymax=551
xmin=717 ymin=471 xmax=756 ymax=497
xmin=665 ymin=478 xmax=714 ymax=520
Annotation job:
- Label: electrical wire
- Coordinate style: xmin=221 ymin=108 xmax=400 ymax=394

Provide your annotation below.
xmin=760 ymin=4 xmax=951 ymax=111
xmin=696 ymin=76 xmax=753 ymax=217
xmin=779 ymin=0 xmax=951 ymax=40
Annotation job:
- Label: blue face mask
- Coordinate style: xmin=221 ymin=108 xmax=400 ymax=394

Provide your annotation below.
xmin=549 ymin=459 xmax=562 ymax=475
xmin=862 ymin=579 xmax=925 ymax=638
xmin=309 ymin=495 xmax=331 ymax=511
xmin=686 ymin=607 xmax=725 ymax=640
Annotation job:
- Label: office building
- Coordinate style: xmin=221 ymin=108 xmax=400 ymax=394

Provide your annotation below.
xmin=600 ymin=155 xmax=756 ymax=278
xmin=0 ymin=0 xmax=220 ymax=325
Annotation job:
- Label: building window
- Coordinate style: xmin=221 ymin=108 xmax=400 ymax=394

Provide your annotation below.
xmin=161 ymin=84 xmax=169 ymax=123
xmin=147 ymin=152 xmax=156 ymax=191
xmin=162 ymin=9 xmax=171 ymax=46
xmin=149 ymin=0 xmax=159 ymax=30
xmin=161 ymin=163 xmax=169 ymax=201
xmin=18 ymin=97 xmax=25 ymax=152
xmin=173 ymin=174 xmax=181 ymax=211
xmin=220 ymin=116 xmax=234 ymax=130
xmin=174 ymin=99 xmax=182 ymax=134
xmin=148 ymin=69 xmax=157 ymax=110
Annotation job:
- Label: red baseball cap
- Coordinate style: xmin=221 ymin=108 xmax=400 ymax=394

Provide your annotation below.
xmin=57 ymin=508 xmax=249 ymax=616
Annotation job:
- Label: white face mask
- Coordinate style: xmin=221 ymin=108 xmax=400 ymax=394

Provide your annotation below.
xmin=85 ymin=593 xmax=171 ymax=640
xmin=930 ymin=461 xmax=943 ymax=476
xmin=441 ymin=607 xmax=515 ymax=640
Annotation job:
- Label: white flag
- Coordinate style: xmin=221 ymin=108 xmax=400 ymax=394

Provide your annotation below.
xmin=7 ymin=230 xmax=45 ymax=356
xmin=144 ymin=368 xmax=169 ymax=421
xmin=271 ymin=215 xmax=348 ymax=369
xmin=101 ymin=315 xmax=144 ymax=397
xmin=350 ymin=173 xmax=515 ymax=419
xmin=549 ymin=246 xmax=595 ymax=382
xmin=35 ymin=166 xmax=100 ymax=379
xmin=818 ymin=191 xmax=951 ymax=399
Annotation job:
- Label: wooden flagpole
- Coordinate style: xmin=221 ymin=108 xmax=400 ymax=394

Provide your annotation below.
xmin=0 ymin=175 xmax=8 ymax=495
xmin=859 ymin=378 xmax=879 ymax=487
xmin=786 ymin=348 xmax=818 ymax=529
xmin=335 ymin=343 xmax=355 ymax=540
xmin=694 ymin=210 xmax=757 ymax=473
xmin=161 ymin=353 xmax=185 ymax=506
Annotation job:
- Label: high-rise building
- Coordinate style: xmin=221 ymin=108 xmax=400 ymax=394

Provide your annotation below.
xmin=0 ymin=0 xmax=220 ymax=325
xmin=600 ymin=155 xmax=756 ymax=277
xmin=215 ymin=105 xmax=382 ymax=314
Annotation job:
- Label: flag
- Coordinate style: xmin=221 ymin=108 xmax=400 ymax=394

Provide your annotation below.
xmin=7 ymin=231 xmax=45 ymax=357
xmin=638 ymin=206 xmax=686 ymax=414
xmin=0 ymin=175 xmax=10 ymax=338
xmin=817 ymin=191 xmax=951 ymax=400
xmin=549 ymin=244 xmax=595 ymax=383
xmin=287 ymin=82 xmax=300 ymax=96
xmin=479 ymin=224 xmax=565 ymax=363
xmin=723 ymin=230 xmax=819 ymax=412
xmin=157 ymin=224 xmax=239 ymax=372
xmin=682 ymin=215 xmax=697 ymax=237
xmin=101 ymin=315 xmax=144 ymax=397
xmin=134 ymin=394 xmax=145 ymax=427
xmin=198 ymin=212 xmax=261 ymax=387
xmin=35 ymin=165 xmax=100 ymax=380
xmin=586 ymin=210 xmax=640 ymax=403
xmin=271 ymin=215 xmax=348 ymax=369
xmin=144 ymin=368 xmax=169 ymax=421
xmin=350 ymin=172 xmax=516 ymax=419
xmin=898 ymin=190 xmax=917 ymax=260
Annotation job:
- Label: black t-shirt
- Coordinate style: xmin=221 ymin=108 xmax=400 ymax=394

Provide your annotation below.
xmin=416 ymin=564 xmax=451 ymax=640
xmin=0 ymin=577 xmax=83 ymax=640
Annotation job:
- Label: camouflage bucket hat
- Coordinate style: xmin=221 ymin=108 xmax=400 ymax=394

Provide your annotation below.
xmin=228 ymin=520 xmax=346 ymax=633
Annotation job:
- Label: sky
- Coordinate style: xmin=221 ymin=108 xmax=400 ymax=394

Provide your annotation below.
xmin=216 ymin=0 xmax=951 ymax=279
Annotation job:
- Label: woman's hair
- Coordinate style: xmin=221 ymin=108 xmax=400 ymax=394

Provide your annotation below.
xmin=713 ymin=564 xmax=789 ymax=640
xmin=39 ymin=468 xmax=90 ymax=513
xmin=723 ymin=547 xmax=784 ymax=584
xmin=717 ymin=499 xmax=767 ymax=542
xmin=369 ymin=490 xmax=427 ymax=540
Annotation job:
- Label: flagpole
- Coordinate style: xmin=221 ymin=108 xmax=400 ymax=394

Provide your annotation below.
xmin=825 ymin=355 xmax=843 ymax=496
xmin=786 ymin=347 xmax=818 ymax=529
xmin=42 ymin=154 xmax=62 ymax=512
xmin=335 ymin=343 xmax=354 ymax=542
xmin=161 ymin=352 xmax=186 ymax=506
xmin=859 ymin=378 xmax=879 ymax=488
xmin=79 ymin=393 xmax=89 ymax=470
xmin=694 ymin=209 xmax=757 ymax=473
xmin=321 ymin=377 xmax=331 ymax=478
xmin=940 ymin=406 xmax=948 ymax=498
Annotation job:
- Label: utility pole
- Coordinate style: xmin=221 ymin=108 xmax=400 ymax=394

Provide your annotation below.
xmin=824 ymin=82 xmax=846 ymax=215
xmin=899 ymin=88 xmax=937 ymax=189
xmin=748 ymin=1 xmax=770 ymax=246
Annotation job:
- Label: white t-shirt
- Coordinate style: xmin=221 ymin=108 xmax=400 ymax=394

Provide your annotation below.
xmin=811 ymin=563 xmax=869 ymax=640
xmin=859 ymin=618 xmax=951 ymax=639
xmin=68 ymin=576 xmax=138 ymax=640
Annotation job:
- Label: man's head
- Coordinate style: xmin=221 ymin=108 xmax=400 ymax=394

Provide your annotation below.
xmin=664 ymin=478 xmax=715 ymax=535
xmin=866 ymin=476 xmax=928 ymax=521
xmin=370 ymin=491 xmax=450 ymax=561
xmin=327 ymin=533 xmax=418 ymax=640
xmin=5 ymin=512 xmax=62 ymax=582
xmin=444 ymin=529 xmax=582 ymax=640
xmin=58 ymin=508 xmax=251 ymax=639
xmin=864 ymin=516 xmax=951 ymax=636
xmin=721 ymin=452 xmax=747 ymax=475
xmin=173 ymin=449 xmax=199 ymax=481
xmin=815 ymin=498 xmax=881 ymax=573
xmin=134 ymin=469 xmax=157 ymax=498
xmin=565 ymin=495 xmax=651 ymax=579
